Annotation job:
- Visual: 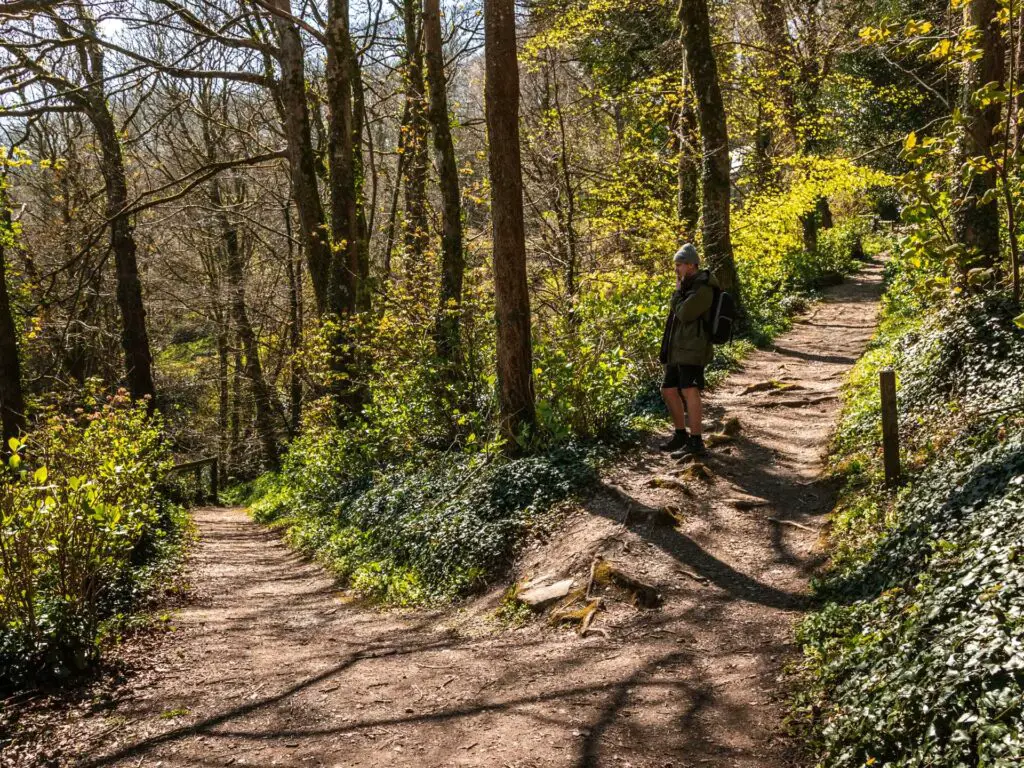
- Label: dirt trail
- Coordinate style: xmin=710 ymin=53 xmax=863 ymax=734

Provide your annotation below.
xmin=39 ymin=262 xmax=882 ymax=768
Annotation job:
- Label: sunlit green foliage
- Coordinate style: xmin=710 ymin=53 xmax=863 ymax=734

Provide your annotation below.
xmin=0 ymin=396 xmax=185 ymax=688
xmin=734 ymin=157 xmax=892 ymax=337
xmin=250 ymin=159 xmax=880 ymax=603
xmin=251 ymin=441 xmax=599 ymax=604
xmin=795 ymin=251 xmax=1024 ymax=766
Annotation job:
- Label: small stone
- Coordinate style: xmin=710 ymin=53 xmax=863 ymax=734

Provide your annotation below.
xmin=517 ymin=579 xmax=574 ymax=609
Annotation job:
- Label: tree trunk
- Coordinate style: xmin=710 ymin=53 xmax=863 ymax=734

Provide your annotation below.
xmin=270 ymin=1 xmax=334 ymax=313
xmin=402 ymin=0 xmax=430 ymax=270
xmin=213 ymin=179 xmax=279 ymax=471
xmin=203 ymin=243 xmax=230 ymax=471
xmin=84 ymin=70 xmax=156 ymax=404
xmin=217 ymin=321 xmax=230 ymax=470
xmin=324 ymin=0 xmax=360 ymax=317
xmin=953 ymin=0 xmax=1005 ymax=270
xmin=801 ymin=210 xmax=818 ymax=255
xmin=284 ymin=203 xmax=303 ymax=434
xmin=271 ymin=0 xmax=363 ymax=416
xmin=550 ymin=60 xmax=580 ymax=308
xmin=56 ymin=12 xmax=158 ymax=405
xmin=676 ymin=73 xmax=699 ymax=241
xmin=325 ymin=0 xmax=366 ymax=414
xmin=349 ymin=48 xmax=373 ymax=313
xmin=1014 ymin=5 xmax=1024 ymax=156
xmin=383 ymin=99 xmax=412 ymax=283
xmin=678 ymin=0 xmax=740 ymax=296
xmin=816 ymin=196 xmax=833 ymax=230
xmin=485 ymin=0 xmax=536 ymax=444
xmin=424 ymin=0 xmax=465 ymax=364
xmin=0 ymin=201 xmax=26 ymax=446
xmin=229 ymin=342 xmax=243 ymax=470
xmin=754 ymin=0 xmax=800 ymax=142
xmin=752 ymin=126 xmax=773 ymax=190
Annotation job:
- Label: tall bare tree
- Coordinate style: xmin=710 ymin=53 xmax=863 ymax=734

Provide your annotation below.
xmin=678 ymin=0 xmax=740 ymax=296
xmin=485 ymin=0 xmax=536 ymax=444
xmin=676 ymin=71 xmax=699 ymax=242
xmin=0 ymin=191 xmax=26 ymax=445
xmin=953 ymin=0 xmax=1005 ymax=269
xmin=1 ymin=3 xmax=157 ymax=402
xmin=424 ymin=0 xmax=465 ymax=365
xmin=400 ymin=0 xmax=430 ymax=269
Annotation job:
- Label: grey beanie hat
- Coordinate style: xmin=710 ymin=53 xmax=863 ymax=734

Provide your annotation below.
xmin=673 ymin=243 xmax=699 ymax=265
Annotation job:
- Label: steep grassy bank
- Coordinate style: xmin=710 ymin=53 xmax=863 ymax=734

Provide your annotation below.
xmin=795 ymin=253 xmax=1024 ymax=766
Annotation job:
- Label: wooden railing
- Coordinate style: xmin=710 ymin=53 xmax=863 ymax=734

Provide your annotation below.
xmin=166 ymin=456 xmax=219 ymax=505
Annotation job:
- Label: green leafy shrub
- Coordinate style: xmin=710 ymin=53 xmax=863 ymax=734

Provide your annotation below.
xmin=252 ymin=440 xmax=599 ymax=604
xmin=534 ymin=269 xmax=675 ymax=441
xmin=795 ymin=270 xmax=1024 ymax=766
xmin=733 ymin=157 xmax=891 ymax=339
xmin=248 ymin=159 xmax=886 ymax=607
xmin=0 ymin=394 xmax=184 ymax=688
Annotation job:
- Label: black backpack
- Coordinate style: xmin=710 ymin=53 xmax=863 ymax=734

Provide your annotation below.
xmin=706 ymin=286 xmax=736 ymax=344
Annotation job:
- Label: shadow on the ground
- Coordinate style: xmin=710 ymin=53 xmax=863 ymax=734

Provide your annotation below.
xmin=770 ymin=346 xmax=857 ymax=366
xmin=80 ymin=606 xmax=762 ymax=768
xmin=587 ymin=479 xmax=813 ymax=612
xmin=590 ymin=410 xmax=847 ymax=613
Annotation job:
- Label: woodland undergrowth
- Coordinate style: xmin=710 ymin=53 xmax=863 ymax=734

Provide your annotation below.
xmin=0 ymin=396 xmax=191 ymax=691
xmin=795 ymin=251 xmax=1024 ymax=766
xmin=247 ymin=169 xmax=885 ymax=606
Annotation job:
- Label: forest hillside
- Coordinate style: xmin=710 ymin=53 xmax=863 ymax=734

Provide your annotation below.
xmin=1 ymin=0 xmax=1023 ymax=765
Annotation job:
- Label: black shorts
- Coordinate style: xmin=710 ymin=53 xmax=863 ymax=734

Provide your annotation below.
xmin=662 ymin=364 xmax=705 ymax=391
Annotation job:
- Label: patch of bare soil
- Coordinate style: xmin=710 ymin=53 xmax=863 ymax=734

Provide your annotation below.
xmin=2 ymin=261 xmax=883 ymax=768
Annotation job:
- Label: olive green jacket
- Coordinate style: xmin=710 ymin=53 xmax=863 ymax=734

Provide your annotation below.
xmin=659 ymin=270 xmax=718 ymax=367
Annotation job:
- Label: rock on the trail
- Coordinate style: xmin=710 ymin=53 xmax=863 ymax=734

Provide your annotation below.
xmin=517 ymin=578 xmax=575 ymax=609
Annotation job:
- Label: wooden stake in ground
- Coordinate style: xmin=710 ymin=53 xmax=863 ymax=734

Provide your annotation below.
xmin=880 ymin=368 xmax=901 ymax=487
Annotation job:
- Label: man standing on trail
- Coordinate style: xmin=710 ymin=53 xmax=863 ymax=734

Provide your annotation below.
xmin=658 ymin=243 xmax=718 ymax=457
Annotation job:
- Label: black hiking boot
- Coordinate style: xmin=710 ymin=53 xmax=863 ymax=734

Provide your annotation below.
xmin=659 ymin=429 xmax=688 ymax=452
xmin=672 ymin=434 xmax=707 ymax=459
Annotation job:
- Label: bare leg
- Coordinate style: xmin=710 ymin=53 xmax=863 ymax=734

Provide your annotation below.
xmin=681 ymin=387 xmax=703 ymax=435
xmin=661 ymin=387 xmax=687 ymax=430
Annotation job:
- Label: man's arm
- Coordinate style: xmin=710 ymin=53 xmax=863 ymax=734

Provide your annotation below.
xmin=674 ymin=285 xmax=713 ymax=323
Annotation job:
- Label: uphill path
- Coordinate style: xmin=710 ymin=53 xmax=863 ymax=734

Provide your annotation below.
xmin=32 ymin=260 xmax=882 ymax=768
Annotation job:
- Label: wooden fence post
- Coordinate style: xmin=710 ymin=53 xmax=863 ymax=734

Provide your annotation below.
xmin=167 ymin=456 xmax=220 ymax=507
xmin=210 ymin=458 xmax=219 ymax=506
xmin=880 ymin=368 xmax=900 ymax=488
